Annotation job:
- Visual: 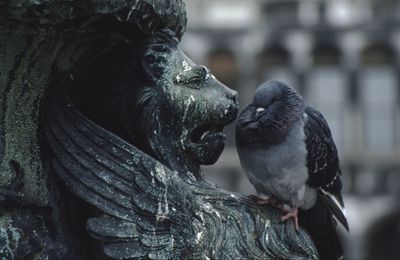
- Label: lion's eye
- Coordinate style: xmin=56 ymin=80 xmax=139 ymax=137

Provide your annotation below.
xmin=187 ymin=75 xmax=202 ymax=85
xmin=175 ymin=65 xmax=209 ymax=89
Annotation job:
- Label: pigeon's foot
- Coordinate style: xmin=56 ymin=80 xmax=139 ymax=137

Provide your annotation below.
xmin=280 ymin=207 xmax=299 ymax=231
xmin=248 ymin=195 xmax=299 ymax=230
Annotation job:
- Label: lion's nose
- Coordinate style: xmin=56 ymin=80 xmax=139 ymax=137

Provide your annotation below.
xmin=226 ymin=90 xmax=238 ymax=105
xmin=226 ymin=90 xmax=239 ymax=117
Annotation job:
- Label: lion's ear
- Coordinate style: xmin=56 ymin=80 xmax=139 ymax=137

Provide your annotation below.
xmin=142 ymin=44 xmax=170 ymax=81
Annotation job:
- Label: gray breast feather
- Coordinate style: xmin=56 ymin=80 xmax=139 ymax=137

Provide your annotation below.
xmin=238 ymin=119 xmax=317 ymax=209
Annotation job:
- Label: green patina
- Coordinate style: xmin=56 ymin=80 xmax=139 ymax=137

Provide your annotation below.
xmin=0 ymin=0 xmax=185 ymax=204
xmin=1 ymin=33 xmax=63 ymax=202
xmin=0 ymin=33 xmax=29 ymax=187
xmin=0 ymin=214 xmax=21 ymax=259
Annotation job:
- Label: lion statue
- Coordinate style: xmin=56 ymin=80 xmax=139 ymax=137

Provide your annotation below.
xmin=42 ymin=30 xmax=317 ymax=259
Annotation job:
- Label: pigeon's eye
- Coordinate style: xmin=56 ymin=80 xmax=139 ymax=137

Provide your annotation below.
xmin=255 ymin=107 xmax=265 ymax=118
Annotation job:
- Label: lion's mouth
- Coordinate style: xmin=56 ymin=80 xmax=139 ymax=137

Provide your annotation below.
xmin=185 ymin=100 xmax=238 ymax=165
xmin=187 ymin=122 xmax=227 ymax=165
xmin=190 ymin=123 xmax=225 ymax=143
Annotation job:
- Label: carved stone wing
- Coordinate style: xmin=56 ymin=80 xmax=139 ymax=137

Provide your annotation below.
xmin=43 ymin=90 xmax=194 ymax=259
xmin=43 ymin=90 xmax=319 ymax=259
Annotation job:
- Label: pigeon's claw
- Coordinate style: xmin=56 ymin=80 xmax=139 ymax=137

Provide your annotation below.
xmin=280 ymin=207 xmax=299 ymax=231
xmin=248 ymin=195 xmax=300 ymax=230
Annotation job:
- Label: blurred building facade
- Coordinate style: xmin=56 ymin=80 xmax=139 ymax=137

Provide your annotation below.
xmin=182 ymin=1 xmax=400 ymax=259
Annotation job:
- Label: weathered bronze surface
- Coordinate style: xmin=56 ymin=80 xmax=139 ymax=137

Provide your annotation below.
xmin=0 ymin=1 xmax=318 ymax=259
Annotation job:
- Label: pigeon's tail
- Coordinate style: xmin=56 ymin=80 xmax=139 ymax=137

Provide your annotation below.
xmin=318 ymin=188 xmax=349 ymax=232
xmin=299 ymin=198 xmax=344 ymax=260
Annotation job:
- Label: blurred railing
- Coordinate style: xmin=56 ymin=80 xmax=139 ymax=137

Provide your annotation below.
xmin=182 ymin=0 xmax=400 ymax=259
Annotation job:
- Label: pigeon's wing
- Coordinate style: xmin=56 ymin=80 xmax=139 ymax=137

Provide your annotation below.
xmin=42 ymin=90 xmax=191 ymax=259
xmin=303 ymin=106 xmax=349 ymax=231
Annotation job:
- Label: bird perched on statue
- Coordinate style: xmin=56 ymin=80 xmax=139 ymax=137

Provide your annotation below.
xmin=235 ymin=80 xmax=349 ymax=260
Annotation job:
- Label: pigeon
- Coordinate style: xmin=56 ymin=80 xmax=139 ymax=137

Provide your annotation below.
xmin=236 ymin=80 xmax=348 ymax=259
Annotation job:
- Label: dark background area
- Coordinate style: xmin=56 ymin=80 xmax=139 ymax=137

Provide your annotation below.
xmin=181 ymin=1 xmax=400 ymax=259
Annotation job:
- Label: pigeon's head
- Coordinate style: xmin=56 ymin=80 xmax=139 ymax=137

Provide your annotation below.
xmin=253 ymin=80 xmax=301 ymax=113
xmin=236 ymin=80 xmax=305 ymax=148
